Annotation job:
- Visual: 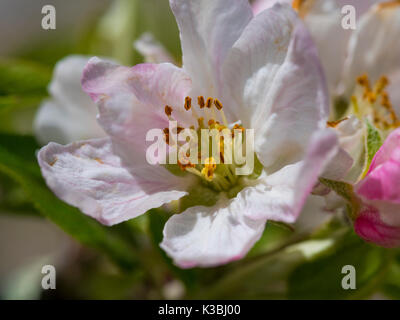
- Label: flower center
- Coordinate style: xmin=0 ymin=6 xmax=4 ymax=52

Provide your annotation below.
xmin=350 ymin=74 xmax=399 ymax=130
xmin=162 ymin=96 xmax=256 ymax=192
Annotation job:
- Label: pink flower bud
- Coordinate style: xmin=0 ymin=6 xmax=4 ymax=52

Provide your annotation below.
xmin=354 ymin=128 xmax=400 ymax=247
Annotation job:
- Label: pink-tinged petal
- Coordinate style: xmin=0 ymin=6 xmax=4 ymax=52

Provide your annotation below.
xmin=81 ymin=58 xmax=193 ymax=173
xmin=161 ymin=197 xmax=266 ymax=268
xmin=245 ymin=129 xmax=339 ymax=222
xmin=342 ymin=1 xmax=400 ymax=96
xmin=38 ymin=138 xmax=190 ymax=226
xmin=169 ymin=0 xmax=253 ymax=98
xmin=35 ymin=55 xmax=104 ymax=144
xmin=355 ymin=208 xmax=400 ymax=248
xmin=223 ymin=4 xmax=329 ymax=169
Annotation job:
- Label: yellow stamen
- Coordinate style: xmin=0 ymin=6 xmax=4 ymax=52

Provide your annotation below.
xmin=201 ymin=157 xmax=217 ymax=181
xmin=353 ymin=74 xmax=399 ymax=130
xmin=375 ymin=76 xmax=389 ymax=94
xmin=197 ymin=117 xmax=205 ymax=128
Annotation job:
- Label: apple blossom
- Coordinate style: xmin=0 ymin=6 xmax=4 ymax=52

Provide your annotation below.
xmin=38 ymin=0 xmax=338 ymax=268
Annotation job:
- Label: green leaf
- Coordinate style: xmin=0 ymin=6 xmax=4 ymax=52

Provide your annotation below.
xmin=0 ymin=134 xmax=138 ymax=270
xmin=362 ymin=119 xmax=383 ymax=177
xmin=288 ymin=232 xmax=390 ymax=299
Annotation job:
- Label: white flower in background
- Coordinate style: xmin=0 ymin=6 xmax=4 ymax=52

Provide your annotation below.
xmin=254 ymin=1 xmax=400 ymax=184
xmin=34 ymin=56 xmax=105 ymax=145
xmin=253 ymin=1 xmax=400 ymax=104
xmin=35 ymin=44 xmax=173 ymax=145
xmin=134 ymin=32 xmax=176 ymax=64
xmin=38 ymin=0 xmax=339 ymax=268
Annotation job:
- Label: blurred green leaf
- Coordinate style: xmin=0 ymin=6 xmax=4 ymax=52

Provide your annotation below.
xmin=199 ymin=238 xmax=311 ymax=299
xmin=288 ymin=232 xmax=390 ymax=299
xmin=382 ymin=253 xmax=400 ymax=299
xmin=148 ymin=208 xmax=199 ymax=290
xmin=92 ymin=0 xmax=180 ymax=65
xmin=0 ymin=59 xmax=51 ymax=96
xmin=200 ymin=224 xmax=390 ymax=300
xmin=0 ymin=95 xmax=43 ymax=114
xmin=0 ymin=134 xmax=138 ymax=271
xmin=0 ymin=59 xmax=51 ymax=134
xmin=248 ymin=221 xmax=293 ymax=257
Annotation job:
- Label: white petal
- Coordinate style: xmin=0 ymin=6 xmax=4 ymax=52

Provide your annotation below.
xmin=38 ymin=138 xmax=190 ymax=226
xmin=169 ymin=0 xmax=253 ymax=97
xmin=222 ymin=4 xmax=329 ymax=169
xmin=334 ymin=115 xmax=364 ymax=182
xmin=161 ymin=196 xmax=266 ymax=268
xmin=48 ymin=56 xmax=96 ymax=111
xmin=34 ymin=99 xmax=103 ymax=145
xmin=294 ymin=195 xmax=332 ymax=233
xmin=245 ymin=129 xmax=339 ymax=221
